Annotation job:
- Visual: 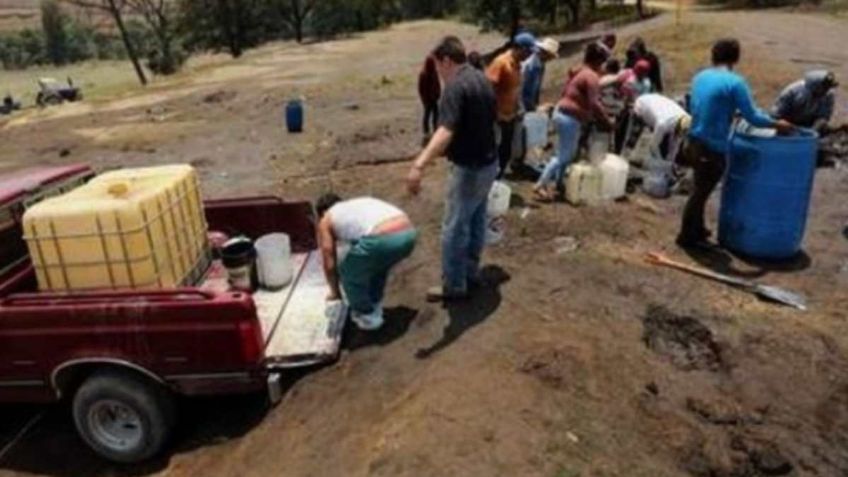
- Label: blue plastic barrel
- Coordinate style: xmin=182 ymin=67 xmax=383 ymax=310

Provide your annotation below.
xmin=285 ymin=100 xmax=303 ymax=133
xmin=718 ymin=128 xmax=818 ymax=260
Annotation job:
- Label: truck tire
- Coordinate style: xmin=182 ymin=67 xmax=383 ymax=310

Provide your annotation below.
xmin=72 ymin=369 xmax=176 ymax=463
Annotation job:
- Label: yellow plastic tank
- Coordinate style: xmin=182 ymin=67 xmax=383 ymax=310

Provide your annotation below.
xmin=23 ymin=164 xmax=209 ymax=291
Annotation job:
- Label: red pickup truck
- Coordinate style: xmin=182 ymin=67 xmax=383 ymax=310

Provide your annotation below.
xmin=0 ymin=164 xmax=347 ymax=463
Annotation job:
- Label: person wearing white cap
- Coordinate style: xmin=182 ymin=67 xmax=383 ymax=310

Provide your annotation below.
xmin=521 ymin=37 xmax=560 ymax=112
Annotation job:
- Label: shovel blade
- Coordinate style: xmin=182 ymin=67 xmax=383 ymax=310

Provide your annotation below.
xmin=756 ymin=285 xmax=807 ymax=311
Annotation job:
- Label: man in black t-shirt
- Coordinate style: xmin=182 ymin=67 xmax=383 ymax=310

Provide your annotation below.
xmin=407 ymin=35 xmax=499 ymax=302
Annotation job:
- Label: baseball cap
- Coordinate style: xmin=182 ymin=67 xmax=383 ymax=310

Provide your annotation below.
xmin=514 ymin=32 xmax=537 ymax=50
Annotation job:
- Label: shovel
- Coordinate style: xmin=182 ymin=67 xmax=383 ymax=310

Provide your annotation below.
xmin=645 ymin=252 xmax=807 ymax=311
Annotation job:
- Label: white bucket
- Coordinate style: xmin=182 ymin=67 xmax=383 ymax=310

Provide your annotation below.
xmin=487 ymin=181 xmax=512 ymax=217
xmin=255 ymin=233 xmax=293 ymax=289
xmin=486 ymin=181 xmax=511 ymax=245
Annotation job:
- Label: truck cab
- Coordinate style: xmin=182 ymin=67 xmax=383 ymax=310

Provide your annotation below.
xmin=0 ymin=164 xmax=347 ymax=463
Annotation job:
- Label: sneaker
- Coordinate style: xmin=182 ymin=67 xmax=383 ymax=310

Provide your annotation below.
xmin=351 ymin=308 xmax=384 ymax=331
xmin=426 ymin=286 xmax=469 ymax=303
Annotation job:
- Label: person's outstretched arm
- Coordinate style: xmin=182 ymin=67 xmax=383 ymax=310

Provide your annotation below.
xmin=733 ymin=78 xmax=777 ymax=128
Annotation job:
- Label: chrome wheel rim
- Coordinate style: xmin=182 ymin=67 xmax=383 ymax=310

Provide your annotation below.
xmin=87 ymin=399 xmax=143 ymax=452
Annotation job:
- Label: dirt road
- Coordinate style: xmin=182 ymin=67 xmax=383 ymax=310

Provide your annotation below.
xmin=1 ymin=11 xmax=847 ymax=477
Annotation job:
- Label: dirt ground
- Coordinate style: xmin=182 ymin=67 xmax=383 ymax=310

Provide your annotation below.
xmin=1 ymin=11 xmax=848 ymax=477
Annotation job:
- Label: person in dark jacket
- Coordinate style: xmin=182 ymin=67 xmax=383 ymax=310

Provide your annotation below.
xmin=772 ymin=70 xmax=841 ymax=133
xmin=625 ymin=38 xmax=664 ymax=93
xmin=418 ymin=54 xmax=442 ymax=137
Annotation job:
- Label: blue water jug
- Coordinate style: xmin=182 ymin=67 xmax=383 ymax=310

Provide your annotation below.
xmin=285 ymin=100 xmax=303 ymax=133
xmin=719 ymin=128 xmax=818 ymax=260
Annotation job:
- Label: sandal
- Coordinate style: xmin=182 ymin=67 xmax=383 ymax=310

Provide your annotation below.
xmin=533 ymin=187 xmax=554 ymax=202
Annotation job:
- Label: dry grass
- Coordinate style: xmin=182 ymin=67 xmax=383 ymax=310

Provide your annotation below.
xmin=2 ymin=60 xmax=145 ymax=106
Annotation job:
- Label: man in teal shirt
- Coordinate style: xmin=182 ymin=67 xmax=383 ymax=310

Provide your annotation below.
xmin=678 ymin=38 xmax=793 ymax=248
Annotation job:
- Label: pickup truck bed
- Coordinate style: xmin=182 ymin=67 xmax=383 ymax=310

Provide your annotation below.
xmin=202 ymin=251 xmax=347 ymax=369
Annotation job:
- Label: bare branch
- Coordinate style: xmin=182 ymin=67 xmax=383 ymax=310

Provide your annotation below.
xmin=61 ymin=0 xmax=111 ymax=11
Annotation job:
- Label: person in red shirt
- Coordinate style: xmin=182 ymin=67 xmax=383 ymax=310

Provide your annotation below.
xmin=418 ymin=54 xmax=442 ymax=138
xmin=534 ymin=43 xmax=613 ymax=201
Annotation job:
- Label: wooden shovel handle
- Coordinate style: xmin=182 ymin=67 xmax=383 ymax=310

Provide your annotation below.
xmin=645 ymin=252 xmax=749 ymax=288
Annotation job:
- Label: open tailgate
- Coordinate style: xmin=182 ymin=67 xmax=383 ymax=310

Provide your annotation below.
xmin=255 ymin=252 xmax=348 ymax=369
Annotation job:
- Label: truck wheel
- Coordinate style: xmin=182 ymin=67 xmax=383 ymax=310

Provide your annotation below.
xmin=72 ymin=370 xmax=175 ymax=463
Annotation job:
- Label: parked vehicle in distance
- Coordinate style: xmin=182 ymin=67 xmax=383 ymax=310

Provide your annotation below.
xmin=35 ymin=77 xmax=82 ymax=107
xmin=0 ymin=164 xmax=347 ymax=463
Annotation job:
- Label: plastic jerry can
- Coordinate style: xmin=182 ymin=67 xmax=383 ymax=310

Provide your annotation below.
xmin=599 ymin=153 xmax=629 ymax=200
xmin=566 ymin=162 xmax=603 ymax=206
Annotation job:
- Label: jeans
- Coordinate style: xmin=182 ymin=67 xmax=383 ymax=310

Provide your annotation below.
xmin=496 ymin=119 xmax=517 ymax=178
xmin=537 ymin=110 xmax=581 ymax=189
xmin=442 ymin=161 xmax=499 ymax=293
xmin=422 ymin=102 xmax=439 ymax=135
xmin=679 ymin=139 xmax=726 ymax=243
xmin=339 ymin=229 xmax=418 ymax=314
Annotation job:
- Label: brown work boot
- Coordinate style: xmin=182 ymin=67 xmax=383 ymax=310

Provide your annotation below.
xmin=426 ymin=286 xmax=469 ymax=303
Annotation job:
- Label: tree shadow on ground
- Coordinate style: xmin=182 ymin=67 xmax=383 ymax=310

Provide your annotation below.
xmin=343 ymin=306 xmax=418 ymax=352
xmin=681 ymin=244 xmax=812 ymax=280
xmin=415 ymin=265 xmax=510 ymax=360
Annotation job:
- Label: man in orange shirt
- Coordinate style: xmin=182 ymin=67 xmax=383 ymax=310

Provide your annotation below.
xmin=487 ymin=32 xmax=536 ymax=177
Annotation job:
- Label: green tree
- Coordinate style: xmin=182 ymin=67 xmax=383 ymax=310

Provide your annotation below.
xmin=462 ymin=0 xmax=590 ymax=35
xmin=127 ymin=0 xmax=185 ymax=74
xmin=66 ymin=0 xmax=149 ymax=85
xmin=41 ymin=0 xmax=69 ymax=65
xmin=275 ymin=0 xmax=317 ymax=43
xmin=178 ymin=0 xmax=266 ymax=58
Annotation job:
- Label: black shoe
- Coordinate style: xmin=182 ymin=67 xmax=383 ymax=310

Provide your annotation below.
xmin=676 ymin=235 xmax=717 ymax=250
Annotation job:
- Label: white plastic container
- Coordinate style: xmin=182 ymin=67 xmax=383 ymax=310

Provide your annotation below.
xmin=255 ymin=233 xmax=293 ymax=289
xmin=486 ymin=181 xmax=512 ymax=244
xmin=566 ymin=162 xmax=603 ymax=206
xmin=599 ymin=153 xmax=629 ymax=201
xmin=487 ymin=181 xmax=511 ymax=217
xmin=588 ymin=131 xmax=611 ymax=164
xmin=524 ymin=112 xmax=549 ymax=149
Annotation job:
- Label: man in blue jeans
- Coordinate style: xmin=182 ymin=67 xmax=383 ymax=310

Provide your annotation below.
xmin=678 ymin=38 xmax=794 ymax=248
xmin=407 ymin=36 xmax=499 ymax=302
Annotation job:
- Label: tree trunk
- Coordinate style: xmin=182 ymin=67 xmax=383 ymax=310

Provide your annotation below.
xmin=219 ymin=0 xmax=242 ymax=57
xmin=291 ymin=0 xmax=304 ymax=43
xmin=294 ymin=17 xmax=303 ymax=43
xmin=636 ymin=0 xmax=645 ymax=18
xmin=109 ymin=0 xmax=147 ymax=85
xmin=508 ymin=0 xmax=520 ymax=39
xmin=568 ymin=0 xmax=581 ymax=26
